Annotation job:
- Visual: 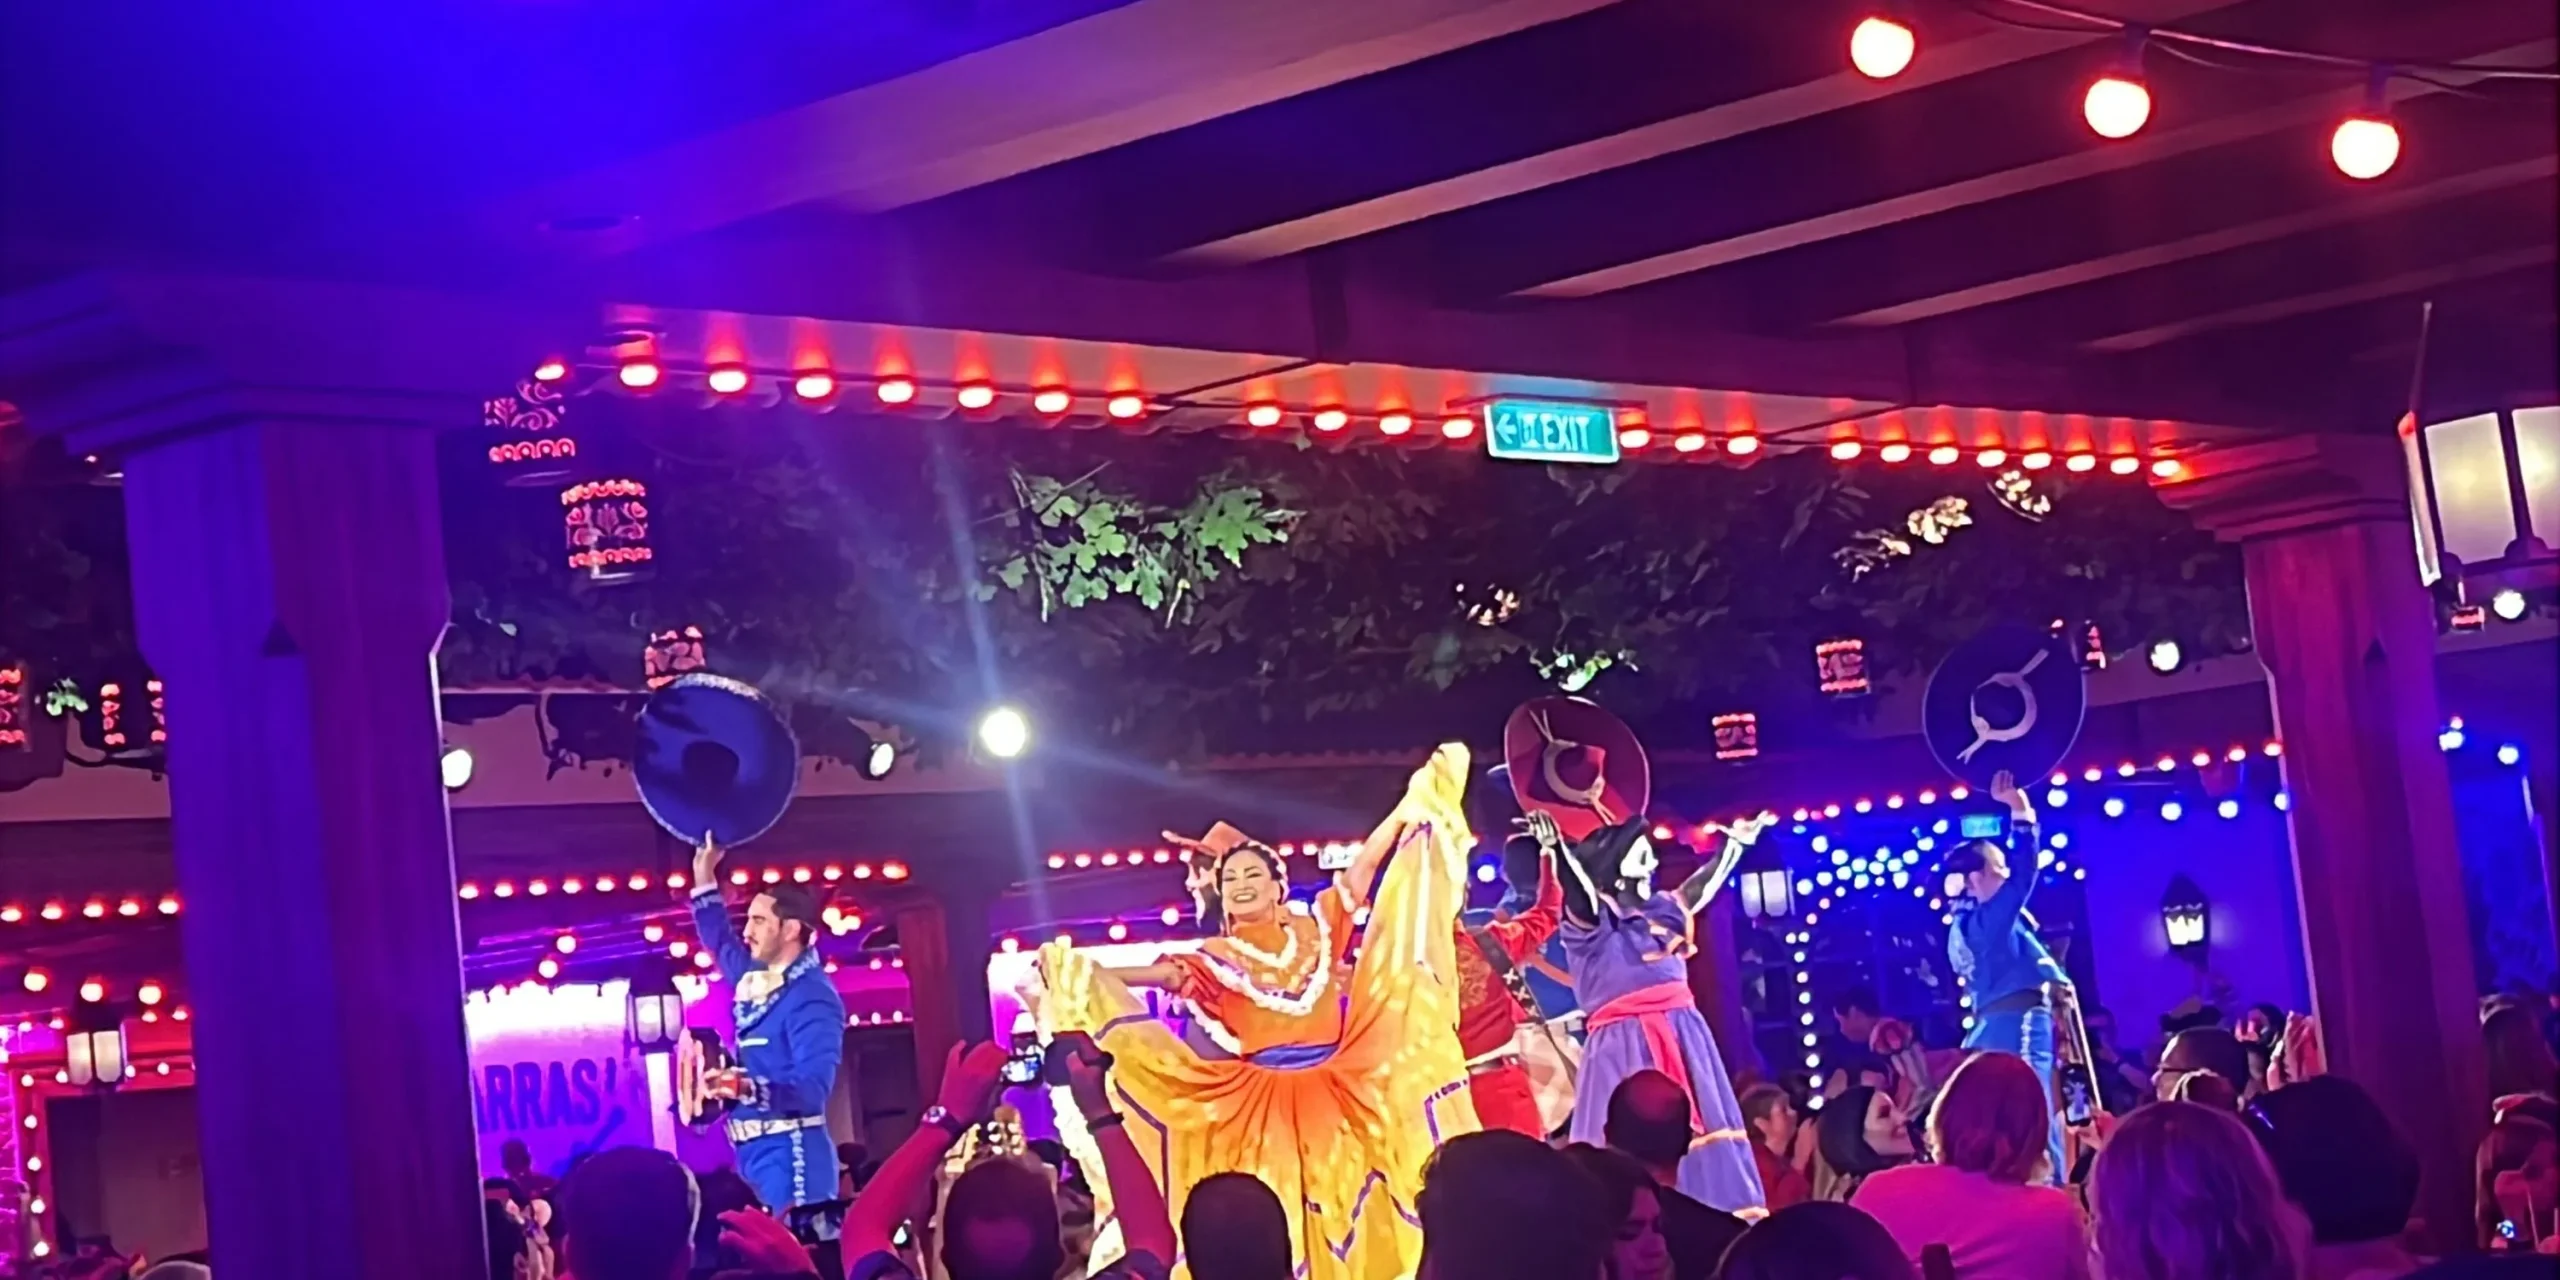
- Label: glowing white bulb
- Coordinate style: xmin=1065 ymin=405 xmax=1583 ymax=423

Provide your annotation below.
xmin=2084 ymin=74 xmax=2152 ymax=140
xmin=2330 ymin=114 xmax=2400 ymax=180
xmin=2491 ymin=588 xmax=2528 ymax=621
xmin=1850 ymin=15 xmax=1916 ymax=79
xmin=2146 ymin=639 xmax=2183 ymax=674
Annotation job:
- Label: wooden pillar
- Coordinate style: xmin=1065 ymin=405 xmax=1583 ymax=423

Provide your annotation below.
xmin=120 ymin=418 xmax=481 ymax=1278
xmin=894 ymin=891 xmax=993 ymax=1102
xmin=2159 ymin=434 xmax=2485 ymax=1251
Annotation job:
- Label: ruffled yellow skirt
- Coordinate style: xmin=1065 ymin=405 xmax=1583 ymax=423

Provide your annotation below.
xmin=1040 ymin=747 xmax=1480 ymax=1280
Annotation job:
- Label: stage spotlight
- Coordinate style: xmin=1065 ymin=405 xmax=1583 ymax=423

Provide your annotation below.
xmin=955 ymin=382 xmax=997 ymax=411
xmin=978 ymin=706 xmax=1031 ymax=760
xmin=2491 ymin=588 xmax=2528 ymax=621
xmin=1850 ymin=12 xmax=1917 ymax=79
xmin=2146 ymin=639 xmax=2183 ymax=674
xmin=440 ymin=746 xmax=474 ymax=791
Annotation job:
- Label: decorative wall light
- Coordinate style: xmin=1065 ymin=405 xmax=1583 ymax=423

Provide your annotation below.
xmin=1816 ymin=638 xmax=1872 ymax=697
xmin=2160 ymin=873 xmax=2210 ymax=956
xmin=627 ymin=961 xmax=685 ymax=1054
xmin=0 ymin=662 xmax=27 ymax=749
xmin=483 ymin=377 xmax=578 ymax=485
xmin=562 ymin=479 xmax=654 ymax=583
xmin=644 ymin=627 xmax=708 ymax=690
xmin=1712 ymin=712 xmax=1760 ymax=761
xmin=2404 ymin=405 xmax=2557 ymax=591
xmin=64 ymin=997 xmax=129 ymax=1090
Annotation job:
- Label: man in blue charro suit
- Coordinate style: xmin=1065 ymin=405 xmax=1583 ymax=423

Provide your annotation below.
xmin=1942 ymin=770 xmax=2072 ymax=1183
xmin=691 ymin=836 xmax=847 ymax=1211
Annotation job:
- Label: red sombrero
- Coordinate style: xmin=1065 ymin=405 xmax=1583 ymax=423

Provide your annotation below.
xmin=1503 ymin=697 xmax=1650 ymax=842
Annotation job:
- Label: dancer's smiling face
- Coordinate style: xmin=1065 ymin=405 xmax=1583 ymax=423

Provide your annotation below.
xmin=1218 ymin=851 xmax=1282 ymax=924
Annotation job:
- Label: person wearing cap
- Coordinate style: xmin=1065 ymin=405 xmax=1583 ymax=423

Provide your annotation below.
xmin=1941 ymin=769 xmax=2070 ymax=1185
xmin=1454 ymin=813 xmax=1570 ymax=1137
xmin=691 ymin=835 xmax=849 ymax=1213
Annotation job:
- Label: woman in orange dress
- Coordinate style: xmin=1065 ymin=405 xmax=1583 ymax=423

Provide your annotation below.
xmin=1035 ymin=744 xmax=1480 ymax=1280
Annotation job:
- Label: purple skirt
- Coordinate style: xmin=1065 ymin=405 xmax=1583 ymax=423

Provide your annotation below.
xmin=1569 ymin=1003 xmax=1768 ymax=1216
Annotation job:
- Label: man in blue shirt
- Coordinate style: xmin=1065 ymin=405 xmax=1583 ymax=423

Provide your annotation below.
xmin=1943 ymin=770 xmax=2070 ymax=1182
xmin=691 ymin=837 xmax=848 ymax=1212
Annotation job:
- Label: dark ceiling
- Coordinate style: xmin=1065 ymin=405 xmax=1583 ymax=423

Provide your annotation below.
xmin=3 ymin=0 xmax=2552 ymax=429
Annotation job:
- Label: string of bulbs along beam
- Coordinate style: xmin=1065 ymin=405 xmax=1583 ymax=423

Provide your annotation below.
xmin=1846 ymin=0 xmax=2559 ymax=179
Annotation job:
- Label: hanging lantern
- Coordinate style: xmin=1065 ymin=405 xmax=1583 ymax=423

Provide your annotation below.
xmin=627 ymin=959 xmax=686 ymax=1054
xmin=2160 ymin=874 xmax=2210 ymax=955
xmin=483 ymin=377 xmax=579 ymax=486
xmin=1712 ymin=712 xmax=1760 ymax=761
xmin=89 ymin=674 xmax=165 ymax=754
xmin=1737 ymin=869 xmax=1794 ymax=920
xmin=644 ymin=627 xmax=708 ymax=690
xmin=2403 ymin=405 xmax=2557 ymax=590
xmin=0 ymin=662 xmax=27 ymax=750
xmin=1815 ymin=638 xmax=1871 ymax=697
xmin=562 ymin=479 xmax=653 ymax=583
xmin=65 ymin=997 xmax=129 ymax=1090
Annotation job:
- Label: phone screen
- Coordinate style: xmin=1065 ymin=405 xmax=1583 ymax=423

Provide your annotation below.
xmin=1959 ymin=813 xmax=2007 ymax=840
xmin=786 ymin=1199 xmax=849 ymax=1245
xmin=1001 ymin=1030 xmax=1044 ymax=1086
xmin=2058 ymin=1064 xmax=2095 ymax=1126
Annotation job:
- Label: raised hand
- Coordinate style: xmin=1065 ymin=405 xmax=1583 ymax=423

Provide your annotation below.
xmin=936 ymin=1041 xmax=1013 ymax=1126
xmin=692 ymin=833 xmax=724 ymax=888
xmin=1518 ymin=810 xmax=1565 ymax=855
xmin=1989 ymin=770 xmax=2031 ymax=817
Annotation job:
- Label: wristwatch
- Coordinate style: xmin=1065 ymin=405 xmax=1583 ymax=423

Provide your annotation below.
xmin=921 ymin=1106 xmax=967 ymax=1140
xmin=1083 ymin=1111 xmax=1126 ymax=1133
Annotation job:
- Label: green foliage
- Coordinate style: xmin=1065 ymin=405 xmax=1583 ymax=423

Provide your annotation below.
xmin=0 ymin=408 xmax=2249 ymax=760
xmin=990 ymin=467 xmax=1296 ymax=620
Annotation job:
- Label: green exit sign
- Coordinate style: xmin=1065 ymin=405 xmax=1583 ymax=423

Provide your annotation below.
xmin=1482 ymin=398 xmax=1621 ymax=466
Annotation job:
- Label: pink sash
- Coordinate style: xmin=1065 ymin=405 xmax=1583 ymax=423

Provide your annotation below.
xmin=1589 ymin=980 xmax=1705 ymax=1133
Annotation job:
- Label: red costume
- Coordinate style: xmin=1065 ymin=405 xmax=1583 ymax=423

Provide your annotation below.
xmin=1454 ymin=857 xmax=1565 ymax=1137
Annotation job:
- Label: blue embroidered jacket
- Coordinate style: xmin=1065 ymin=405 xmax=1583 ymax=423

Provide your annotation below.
xmin=690 ymin=886 xmax=847 ymax=1125
xmin=1947 ymin=817 xmax=2069 ymax=1006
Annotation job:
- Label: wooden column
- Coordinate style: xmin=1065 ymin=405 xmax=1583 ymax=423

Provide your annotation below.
xmin=121 ymin=417 xmax=481 ymax=1278
xmin=894 ymin=891 xmax=994 ymax=1102
xmin=2159 ymin=434 xmax=2484 ymax=1250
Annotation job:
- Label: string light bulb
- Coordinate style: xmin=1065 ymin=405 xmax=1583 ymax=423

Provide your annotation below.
xmin=1245 ymin=402 xmax=1285 ymax=429
xmin=955 ymin=381 xmax=998 ymax=411
xmin=1849 ymin=10 xmax=1917 ymax=80
xmin=2331 ymin=72 xmax=2400 ymax=180
xmin=2084 ymin=31 xmax=2153 ymax=140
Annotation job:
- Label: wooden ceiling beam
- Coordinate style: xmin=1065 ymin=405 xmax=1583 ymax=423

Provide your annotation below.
xmin=1510 ymin=40 xmax=2553 ymax=300
xmin=483 ymin=0 xmax=1621 ymax=255
xmin=1162 ymin=0 xmax=2235 ymax=267
xmin=2081 ymin=245 xmax=2558 ymax=353
xmin=1833 ymin=155 xmax=2559 ymax=327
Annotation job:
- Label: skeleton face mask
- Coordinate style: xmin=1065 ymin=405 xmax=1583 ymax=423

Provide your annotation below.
xmin=1618 ymin=834 xmax=1658 ymax=896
